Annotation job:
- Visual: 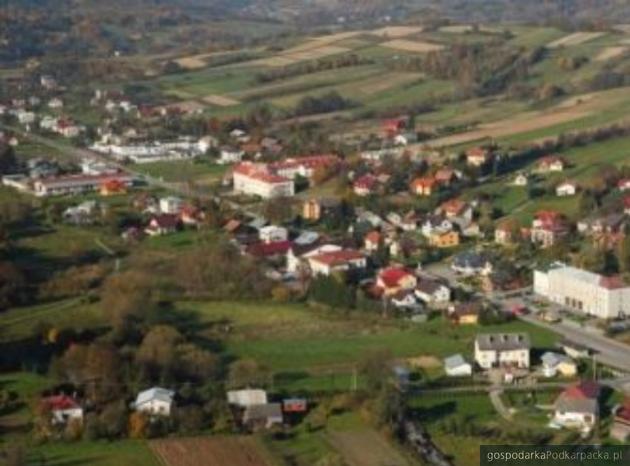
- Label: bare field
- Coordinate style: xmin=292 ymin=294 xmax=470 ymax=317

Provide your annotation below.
xmin=595 ymin=46 xmax=629 ymax=61
xmin=328 ymin=430 xmax=411 ymax=466
xmin=381 ymin=39 xmax=445 ymax=53
xmin=251 ymin=45 xmax=350 ymax=67
xmin=150 ymin=436 xmax=272 ymax=466
xmin=547 ymin=32 xmax=606 ymax=48
xmin=370 ymin=26 xmax=424 ymax=38
xmin=614 ymin=24 xmax=630 ymax=34
xmin=203 ymin=94 xmax=241 ymax=107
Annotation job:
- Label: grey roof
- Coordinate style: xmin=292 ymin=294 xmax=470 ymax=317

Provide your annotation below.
xmin=243 ymin=403 xmax=283 ymax=421
xmin=475 ymin=333 xmax=531 ymax=351
xmin=541 ymin=352 xmax=573 ymax=367
xmin=444 ymin=354 xmax=469 ymax=370
xmin=416 ymin=279 xmax=442 ymax=294
xmin=555 ymin=396 xmax=599 ymax=415
xmin=453 ymin=250 xmax=490 ymax=269
xmin=135 ymin=387 xmax=174 ymax=407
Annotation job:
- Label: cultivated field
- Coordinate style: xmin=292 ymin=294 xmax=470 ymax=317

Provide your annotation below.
xmin=203 ymin=94 xmax=241 ymax=106
xmin=595 ymin=46 xmax=629 ymax=61
xmin=370 ymin=25 xmax=424 ymax=38
xmin=547 ymin=31 xmax=606 ymax=48
xmin=251 ymin=44 xmax=350 ymax=67
xmin=150 ymin=436 xmax=272 ymax=466
xmin=381 ymin=39 xmax=445 ymax=53
xmin=328 ymin=430 xmax=412 ymax=466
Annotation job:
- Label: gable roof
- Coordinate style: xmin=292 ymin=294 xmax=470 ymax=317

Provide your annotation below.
xmin=135 ymin=387 xmax=175 ymax=407
xmin=379 ymin=267 xmax=413 ymax=288
xmin=475 ymin=333 xmax=530 ymax=351
xmin=444 ymin=354 xmax=469 ymax=370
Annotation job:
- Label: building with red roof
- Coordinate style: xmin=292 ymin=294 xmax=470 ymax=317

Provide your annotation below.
xmin=553 ymin=381 xmax=600 ymax=433
xmin=536 ymin=155 xmax=566 ymax=173
xmin=353 ymin=174 xmax=378 ymax=196
xmin=233 ymin=162 xmax=295 ymax=199
xmin=307 ymin=249 xmax=366 ymax=276
xmin=269 ymin=155 xmax=340 ymax=180
xmin=466 ymin=147 xmax=492 ymax=167
xmin=530 ymin=210 xmax=569 ymax=248
xmin=145 ymin=214 xmax=182 ymax=236
xmin=364 ymin=231 xmax=382 ymax=252
xmin=33 ymin=173 xmax=134 ymax=197
xmin=376 ymin=267 xmax=417 ymax=296
xmin=246 ymin=240 xmax=293 ymax=258
xmin=41 ymin=394 xmax=83 ymax=425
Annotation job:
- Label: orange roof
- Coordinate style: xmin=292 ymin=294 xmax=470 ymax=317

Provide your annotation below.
xmin=441 ymin=198 xmax=466 ymax=215
xmin=378 ymin=267 xmax=413 ymax=288
xmin=365 ymin=231 xmax=381 ymax=244
xmin=411 ymin=177 xmax=436 ymax=189
xmin=233 ymin=162 xmax=290 ymax=184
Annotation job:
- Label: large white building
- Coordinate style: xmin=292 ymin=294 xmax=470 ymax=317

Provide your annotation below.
xmin=232 ymin=162 xmax=294 ymax=199
xmin=534 ymin=262 xmax=630 ymax=319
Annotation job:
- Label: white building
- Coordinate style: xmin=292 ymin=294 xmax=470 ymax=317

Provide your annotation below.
xmin=444 ymin=354 xmax=473 ymax=377
xmin=227 ymin=389 xmax=268 ymax=408
xmin=474 ymin=333 xmax=530 ymax=370
xmin=415 ymin=279 xmax=451 ymax=305
xmin=159 ymin=196 xmax=184 ymax=214
xmin=556 ymin=181 xmax=577 ymax=197
xmin=133 ymin=387 xmax=175 ymax=416
xmin=307 ymin=249 xmax=366 ymax=276
xmin=552 ymin=382 xmax=600 ymax=433
xmin=259 ymin=225 xmax=288 ymax=244
xmin=534 ymin=262 xmax=630 ymax=319
xmin=219 ymin=146 xmax=245 ymax=165
xmin=232 ymin=162 xmax=294 ymax=199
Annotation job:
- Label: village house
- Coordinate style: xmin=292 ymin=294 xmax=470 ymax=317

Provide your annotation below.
xmin=536 ymin=155 xmax=566 ymax=173
xmin=428 ymin=230 xmax=460 ymax=248
xmin=534 ymin=262 xmax=630 ymax=319
xmin=307 ymin=249 xmax=366 ymax=276
xmin=449 ymin=302 xmax=482 ymax=325
xmin=611 ymin=399 xmax=630 ymax=442
xmin=512 ymin=173 xmax=529 ymax=186
xmin=145 ymin=214 xmax=181 ymax=236
xmin=530 ymin=210 xmax=569 ymax=248
xmin=246 ymin=240 xmax=293 ymax=259
xmin=434 ymin=168 xmax=459 ymax=186
xmin=540 ymin=352 xmax=578 ymax=378
xmin=415 ymin=278 xmax=451 ymax=307
xmin=218 ymin=146 xmax=245 ymax=165
xmin=439 ymin=199 xmax=472 ymax=221
xmin=444 ymin=354 xmax=473 ymax=377
xmin=410 ymin=176 xmax=437 ymax=196
xmin=625 ymin=196 xmax=630 ymax=215
xmin=353 ymin=174 xmax=378 ymax=196
xmin=451 ymin=250 xmax=493 ymax=276
xmin=364 ymin=230 xmax=382 ymax=252
xmin=421 ymin=215 xmax=453 ymax=238
xmin=552 ymin=381 xmax=600 ymax=433
xmin=394 ymin=132 xmax=418 ymax=146
xmin=494 ymin=219 xmax=519 ymax=245
xmin=302 ymin=197 xmax=341 ymax=222
xmin=286 ymin=243 xmax=340 ymax=274
xmin=382 ymin=117 xmax=407 ymax=137
xmin=100 ymin=178 xmax=128 ymax=196
xmin=159 ymin=196 xmax=184 ymax=214
xmin=618 ymin=178 xmax=630 ymax=192
xmin=474 ymin=333 xmax=531 ymax=369
xmin=41 ymin=395 xmax=83 ymax=425
xmin=376 ymin=267 xmax=417 ymax=296
xmin=466 ymin=147 xmax=492 ymax=167
xmin=133 ymin=387 xmax=175 ymax=416
xmin=259 ymin=225 xmax=288 ymax=244
xmin=556 ymin=181 xmax=578 ymax=197
xmin=243 ymin=403 xmax=283 ymax=431
xmin=63 ymin=200 xmax=99 ymax=225
xmin=269 ymin=155 xmax=340 ymax=182
xmin=233 ymin=162 xmax=295 ymax=199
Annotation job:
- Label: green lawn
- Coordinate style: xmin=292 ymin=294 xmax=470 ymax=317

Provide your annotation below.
xmin=181 ymin=301 xmax=558 ymax=373
xmin=133 ymin=159 xmax=228 ymax=183
xmin=27 ymin=440 xmax=159 ymax=466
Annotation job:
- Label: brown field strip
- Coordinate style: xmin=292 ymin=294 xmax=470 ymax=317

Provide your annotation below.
xmin=370 ymin=26 xmax=424 ymax=38
xmin=203 ymin=94 xmax=241 ymax=107
xmin=547 ymin=32 xmax=605 ymax=48
xmin=381 ymin=39 xmax=445 ymax=53
xmin=595 ymin=46 xmax=628 ymax=61
xmin=150 ymin=436 xmax=272 ymax=466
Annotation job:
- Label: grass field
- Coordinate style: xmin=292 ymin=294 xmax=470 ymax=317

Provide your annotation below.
xmin=133 ymin=160 xmax=228 ymax=183
xmin=28 ymin=440 xmax=159 ymax=466
xmin=181 ymin=301 xmax=558 ymax=375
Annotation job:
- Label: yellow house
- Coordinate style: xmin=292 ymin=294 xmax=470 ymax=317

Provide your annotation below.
xmin=429 ymin=230 xmax=460 ymax=248
xmin=448 ymin=303 xmax=481 ymax=325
